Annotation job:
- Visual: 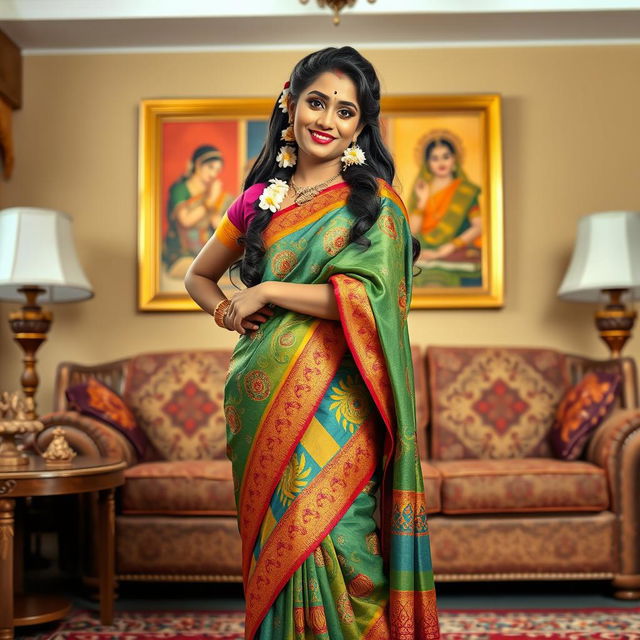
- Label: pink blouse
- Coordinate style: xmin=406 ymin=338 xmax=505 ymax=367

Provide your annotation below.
xmin=212 ymin=182 xmax=266 ymax=250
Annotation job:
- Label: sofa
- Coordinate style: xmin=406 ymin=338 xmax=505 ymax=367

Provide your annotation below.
xmin=37 ymin=345 xmax=640 ymax=599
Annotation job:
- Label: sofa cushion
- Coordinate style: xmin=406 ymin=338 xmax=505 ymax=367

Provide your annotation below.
xmin=122 ymin=460 xmax=237 ymax=515
xmin=420 ymin=459 xmax=442 ymax=513
xmin=549 ymin=371 xmax=620 ymax=460
xmin=432 ymin=458 xmax=608 ymax=514
xmin=123 ymin=351 xmax=231 ymax=461
xmin=65 ymin=377 xmax=149 ymax=457
xmin=427 ymin=347 xmax=570 ymax=460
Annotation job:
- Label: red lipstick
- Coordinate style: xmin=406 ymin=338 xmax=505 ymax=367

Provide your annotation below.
xmin=309 ymin=129 xmax=335 ymax=145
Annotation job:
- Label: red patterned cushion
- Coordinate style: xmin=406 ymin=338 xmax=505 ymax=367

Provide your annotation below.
xmin=66 ymin=377 xmax=149 ymax=457
xmin=549 ymin=371 xmax=620 ymax=460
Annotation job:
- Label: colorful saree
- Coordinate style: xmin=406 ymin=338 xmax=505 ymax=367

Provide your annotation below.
xmin=219 ymin=180 xmax=440 ymax=639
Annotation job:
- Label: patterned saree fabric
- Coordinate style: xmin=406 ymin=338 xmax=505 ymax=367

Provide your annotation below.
xmin=218 ymin=180 xmax=440 ymax=639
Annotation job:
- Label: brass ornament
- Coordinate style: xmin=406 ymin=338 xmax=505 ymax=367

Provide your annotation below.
xmin=42 ymin=426 xmax=77 ymax=465
xmin=0 ymin=390 xmax=43 ymax=467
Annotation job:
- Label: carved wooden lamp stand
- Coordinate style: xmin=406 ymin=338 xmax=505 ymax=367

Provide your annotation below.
xmin=0 ymin=208 xmax=93 ymax=420
xmin=558 ymin=211 xmax=640 ymax=358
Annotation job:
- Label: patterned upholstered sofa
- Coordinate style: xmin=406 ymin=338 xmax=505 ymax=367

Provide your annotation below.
xmin=37 ymin=345 xmax=640 ymax=598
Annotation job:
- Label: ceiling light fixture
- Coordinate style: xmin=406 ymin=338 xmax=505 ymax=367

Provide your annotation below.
xmin=299 ymin=0 xmax=376 ymax=26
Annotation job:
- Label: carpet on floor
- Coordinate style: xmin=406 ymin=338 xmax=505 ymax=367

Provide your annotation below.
xmin=18 ymin=607 xmax=640 ymax=639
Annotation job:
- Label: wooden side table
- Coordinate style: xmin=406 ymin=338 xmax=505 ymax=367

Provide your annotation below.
xmin=0 ymin=456 xmax=126 ymax=640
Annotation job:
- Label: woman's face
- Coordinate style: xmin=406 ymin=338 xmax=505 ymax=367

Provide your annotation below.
xmin=427 ymin=144 xmax=456 ymax=178
xmin=196 ymin=159 xmax=223 ymax=184
xmin=289 ymin=70 xmax=364 ymax=166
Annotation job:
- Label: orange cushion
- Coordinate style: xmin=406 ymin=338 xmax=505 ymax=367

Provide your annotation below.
xmin=421 ymin=459 xmax=442 ymax=513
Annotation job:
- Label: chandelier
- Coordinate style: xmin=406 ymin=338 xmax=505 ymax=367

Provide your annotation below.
xmin=299 ymin=0 xmax=377 ymax=26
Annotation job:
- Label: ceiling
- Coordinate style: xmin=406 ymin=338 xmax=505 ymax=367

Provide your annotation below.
xmin=1 ymin=1 xmax=640 ymax=53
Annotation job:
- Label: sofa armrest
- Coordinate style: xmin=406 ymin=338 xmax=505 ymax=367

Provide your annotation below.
xmin=36 ymin=410 xmax=138 ymax=466
xmin=586 ymin=407 xmax=640 ymax=577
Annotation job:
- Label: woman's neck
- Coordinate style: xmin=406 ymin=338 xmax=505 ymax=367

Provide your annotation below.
xmin=292 ymin=153 xmax=343 ymax=188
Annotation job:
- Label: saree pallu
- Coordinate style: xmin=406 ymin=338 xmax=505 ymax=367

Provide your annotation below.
xmin=224 ymin=180 xmax=440 ymax=639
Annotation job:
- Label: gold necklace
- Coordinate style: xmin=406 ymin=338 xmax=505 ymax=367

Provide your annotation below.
xmin=289 ymin=170 xmax=343 ymax=205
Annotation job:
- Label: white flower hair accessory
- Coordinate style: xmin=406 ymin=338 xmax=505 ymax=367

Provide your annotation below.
xmin=281 ymin=124 xmax=296 ymax=142
xmin=258 ymin=178 xmax=289 ymax=213
xmin=341 ymin=142 xmax=366 ymax=169
xmin=276 ymin=145 xmax=297 ymax=168
xmin=278 ymin=81 xmax=291 ymax=114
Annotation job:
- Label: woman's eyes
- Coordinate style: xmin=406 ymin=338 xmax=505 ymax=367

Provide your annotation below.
xmin=307 ymin=98 xmax=355 ymax=119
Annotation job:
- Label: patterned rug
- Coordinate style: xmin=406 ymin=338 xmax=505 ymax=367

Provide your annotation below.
xmin=17 ymin=607 xmax=640 ymax=639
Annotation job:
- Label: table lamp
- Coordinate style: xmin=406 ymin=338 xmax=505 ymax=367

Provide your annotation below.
xmin=558 ymin=210 xmax=640 ymax=358
xmin=0 ymin=207 xmax=94 ymax=418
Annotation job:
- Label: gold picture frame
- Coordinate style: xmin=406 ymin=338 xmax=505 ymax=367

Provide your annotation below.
xmin=382 ymin=94 xmax=504 ymax=309
xmin=138 ymin=95 xmax=503 ymax=311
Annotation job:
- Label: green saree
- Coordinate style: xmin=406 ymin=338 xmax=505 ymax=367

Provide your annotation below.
xmin=223 ymin=180 xmax=440 ymax=639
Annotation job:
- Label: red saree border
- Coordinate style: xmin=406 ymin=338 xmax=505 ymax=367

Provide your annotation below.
xmin=238 ymin=320 xmax=347 ymax=585
xmin=264 ymin=185 xmax=350 ymax=249
xmin=363 ymin=605 xmax=391 ymax=639
xmin=390 ymin=589 xmax=440 ymax=640
xmin=272 ymin=181 xmax=347 ymax=219
xmin=244 ymin=415 xmax=380 ymax=640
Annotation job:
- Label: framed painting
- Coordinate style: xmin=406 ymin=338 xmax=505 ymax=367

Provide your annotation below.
xmin=138 ymin=95 xmax=503 ymax=311
xmin=138 ymin=98 xmax=272 ymax=311
xmin=380 ymin=94 xmax=504 ymax=308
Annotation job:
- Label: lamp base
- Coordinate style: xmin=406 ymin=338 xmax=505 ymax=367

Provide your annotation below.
xmin=7 ymin=286 xmax=51 ymax=420
xmin=595 ymin=289 xmax=636 ymax=358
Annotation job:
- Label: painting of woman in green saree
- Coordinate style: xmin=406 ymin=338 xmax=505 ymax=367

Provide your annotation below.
xmin=408 ymin=132 xmax=483 ymax=288
xmin=158 ymin=118 xmax=268 ymax=291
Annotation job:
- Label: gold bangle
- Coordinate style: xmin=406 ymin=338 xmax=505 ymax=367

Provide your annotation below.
xmin=452 ymin=236 xmax=467 ymax=249
xmin=213 ymin=298 xmax=232 ymax=329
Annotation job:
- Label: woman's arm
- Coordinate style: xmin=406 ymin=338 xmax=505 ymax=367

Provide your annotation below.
xmin=184 ymin=235 xmax=273 ymax=332
xmin=225 ymin=280 xmax=339 ymax=334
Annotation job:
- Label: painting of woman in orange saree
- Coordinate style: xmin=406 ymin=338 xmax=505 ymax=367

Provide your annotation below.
xmin=408 ymin=131 xmax=483 ymax=288
xmin=383 ymin=94 xmax=504 ymax=309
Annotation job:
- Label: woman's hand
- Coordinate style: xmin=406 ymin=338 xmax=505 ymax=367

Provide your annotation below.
xmin=224 ymin=283 xmax=275 ymax=335
xmin=420 ymin=242 xmax=455 ymax=261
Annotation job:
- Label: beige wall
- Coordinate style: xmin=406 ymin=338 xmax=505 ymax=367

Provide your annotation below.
xmin=1 ymin=45 xmax=639 ymax=415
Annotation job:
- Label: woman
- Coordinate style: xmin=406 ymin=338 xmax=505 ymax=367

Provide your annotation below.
xmin=185 ymin=47 xmax=441 ymax=640
xmin=408 ymin=137 xmax=482 ymax=288
xmin=163 ymin=144 xmax=232 ymax=279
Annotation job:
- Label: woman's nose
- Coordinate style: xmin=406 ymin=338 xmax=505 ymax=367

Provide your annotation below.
xmin=315 ymin=108 xmax=335 ymax=130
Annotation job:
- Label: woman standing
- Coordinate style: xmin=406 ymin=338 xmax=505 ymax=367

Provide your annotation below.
xmin=185 ymin=47 xmax=441 ymax=640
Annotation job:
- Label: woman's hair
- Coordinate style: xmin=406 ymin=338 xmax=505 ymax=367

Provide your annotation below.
xmin=188 ymin=145 xmax=223 ymax=176
xmin=231 ymin=46 xmax=421 ymax=288
xmin=425 ymin=138 xmax=457 ymax=164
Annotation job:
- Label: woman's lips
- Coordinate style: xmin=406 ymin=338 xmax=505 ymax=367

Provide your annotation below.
xmin=309 ymin=130 xmax=335 ymax=145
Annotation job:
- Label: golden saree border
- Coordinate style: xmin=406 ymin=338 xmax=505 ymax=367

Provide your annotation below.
xmin=263 ymin=184 xmax=350 ymax=249
xmin=377 ymin=179 xmax=410 ymax=224
xmin=238 ymin=320 xmax=347 ymax=586
xmin=391 ymin=489 xmax=430 ymax=536
xmin=330 ymin=272 xmax=397 ymax=561
xmin=244 ymin=415 xmax=380 ymax=640
xmin=390 ymin=589 xmax=440 ymax=640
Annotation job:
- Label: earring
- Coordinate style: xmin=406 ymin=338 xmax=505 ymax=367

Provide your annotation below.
xmin=281 ymin=122 xmax=296 ymax=143
xmin=276 ymin=144 xmax=297 ymax=168
xmin=341 ymin=141 xmax=366 ymax=170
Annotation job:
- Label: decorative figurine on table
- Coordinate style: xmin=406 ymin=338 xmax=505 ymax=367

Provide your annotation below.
xmin=0 ymin=390 xmax=44 ymax=466
xmin=41 ymin=426 xmax=77 ymax=465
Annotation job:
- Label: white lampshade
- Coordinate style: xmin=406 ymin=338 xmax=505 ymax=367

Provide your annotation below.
xmin=0 ymin=207 xmax=94 ymax=303
xmin=558 ymin=211 xmax=640 ymax=303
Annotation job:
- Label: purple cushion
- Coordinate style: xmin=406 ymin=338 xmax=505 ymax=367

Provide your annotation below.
xmin=65 ymin=377 xmax=148 ymax=457
xmin=549 ymin=371 xmax=620 ymax=460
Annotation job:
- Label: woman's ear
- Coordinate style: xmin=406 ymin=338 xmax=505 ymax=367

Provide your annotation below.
xmin=287 ymin=100 xmax=296 ymax=124
xmin=355 ymin=121 xmax=365 ymax=141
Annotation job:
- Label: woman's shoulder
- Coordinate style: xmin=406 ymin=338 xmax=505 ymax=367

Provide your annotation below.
xmin=226 ymin=182 xmax=267 ymax=232
xmin=376 ymin=178 xmax=409 ymax=224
